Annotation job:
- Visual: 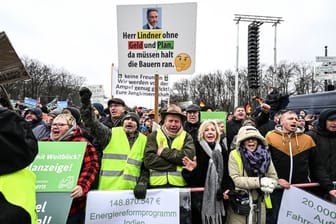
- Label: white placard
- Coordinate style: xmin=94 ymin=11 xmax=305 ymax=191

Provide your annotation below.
xmin=117 ymin=3 xmax=197 ymax=75
xmin=112 ymin=73 xmax=169 ymax=108
xmin=85 ymin=189 xmax=180 ymax=224
xmin=87 ymin=84 xmax=106 ymax=105
xmin=278 ymin=187 xmax=336 ymax=224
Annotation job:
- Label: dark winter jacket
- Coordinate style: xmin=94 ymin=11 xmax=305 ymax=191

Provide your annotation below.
xmin=183 ymin=121 xmax=201 ymax=143
xmin=33 ymin=122 xmax=51 ymax=140
xmin=307 ymin=108 xmax=336 ymax=192
xmin=265 ymin=92 xmax=282 ymax=111
xmin=183 ymin=141 xmax=233 ymax=191
xmin=265 ymin=92 xmax=289 ymax=112
xmin=258 ymin=119 xmax=277 ymax=137
xmin=102 ymin=114 xmax=125 ymax=128
xmin=0 ymin=107 xmax=38 ymax=175
xmin=265 ymin=125 xmax=316 ymax=184
xmin=226 ymin=119 xmax=242 ymax=153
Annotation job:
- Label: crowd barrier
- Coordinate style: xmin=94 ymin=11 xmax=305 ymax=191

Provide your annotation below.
xmin=31 ymin=143 xmax=336 ymax=223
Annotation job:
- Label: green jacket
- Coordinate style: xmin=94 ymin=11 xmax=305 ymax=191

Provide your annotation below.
xmin=143 ymin=128 xmax=195 ymax=186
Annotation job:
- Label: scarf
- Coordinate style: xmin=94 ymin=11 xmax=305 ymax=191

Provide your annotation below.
xmin=161 ymin=125 xmax=183 ymax=139
xmin=199 ymin=140 xmax=225 ymax=224
xmin=239 ymin=144 xmax=271 ymax=177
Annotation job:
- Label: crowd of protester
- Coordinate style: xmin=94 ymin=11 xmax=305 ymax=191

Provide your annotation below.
xmin=1 ymin=86 xmax=335 ymax=224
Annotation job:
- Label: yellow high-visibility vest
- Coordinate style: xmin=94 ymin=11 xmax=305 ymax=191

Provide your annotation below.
xmin=149 ymin=129 xmax=187 ymax=187
xmin=0 ymin=168 xmax=37 ymax=224
xmin=99 ymin=127 xmax=147 ymax=190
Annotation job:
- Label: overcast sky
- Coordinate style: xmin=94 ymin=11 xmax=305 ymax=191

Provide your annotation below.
xmin=1 ymin=0 xmax=335 ymax=97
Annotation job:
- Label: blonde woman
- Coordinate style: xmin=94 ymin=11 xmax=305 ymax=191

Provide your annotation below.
xmin=183 ymin=120 xmax=233 ymax=224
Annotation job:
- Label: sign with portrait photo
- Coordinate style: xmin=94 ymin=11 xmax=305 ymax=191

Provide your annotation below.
xmin=117 ymin=3 xmax=197 ymax=75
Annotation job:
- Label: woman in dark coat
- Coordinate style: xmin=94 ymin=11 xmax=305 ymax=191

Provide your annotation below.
xmin=182 ymin=119 xmax=234 ymax=224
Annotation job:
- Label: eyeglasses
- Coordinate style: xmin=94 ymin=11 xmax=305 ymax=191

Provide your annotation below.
xmin=52 ymin=123 xmax=68 ymax=128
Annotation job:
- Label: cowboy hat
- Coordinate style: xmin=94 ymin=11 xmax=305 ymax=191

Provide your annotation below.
xmin=160 ymin=104 xmax=186 ymax=121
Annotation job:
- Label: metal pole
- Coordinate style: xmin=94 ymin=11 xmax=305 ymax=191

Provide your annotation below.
xmin=324 ymin=46 xmax=328 ymax=91
xmin=273 ymin=22 xmax=277 ymax=87
xmin=234 ymin=21 xmax=240 ymax=108
xmin=154 ymin=74 xmax=159 ymax=123
xmin=111 ymin=63 xmax=114 ymax=98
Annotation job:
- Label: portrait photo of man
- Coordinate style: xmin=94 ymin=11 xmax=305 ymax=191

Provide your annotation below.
xmin=143 ymin=8 xmax=161 ymax=30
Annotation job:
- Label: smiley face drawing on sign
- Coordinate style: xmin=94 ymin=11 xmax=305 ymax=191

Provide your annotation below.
xmin=174 ymin=53 xmax=192 ymax=72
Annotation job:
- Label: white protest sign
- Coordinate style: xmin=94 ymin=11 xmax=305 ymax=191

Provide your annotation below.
xmin=278 ymin=187 xmax=336 ymax=224
xmin=87 ymin=84 xmax=106 ymax=105
xmin=112 ymin=73 xmax=169 ymax=108
xmin=85 ymin=189 xmax=180 ymax=224
xmin=117 ymin=3 xmax=197 ymax=75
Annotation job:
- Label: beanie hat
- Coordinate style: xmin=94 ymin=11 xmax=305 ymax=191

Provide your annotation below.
xmin=63 ymin=107 xmax=81 ymax=124
xmin=24 ymin=107 xmax=43 ymax=122
xmin=122 ymin=112 xmax=140 ymax=128
xmin=54 ymin=113 xmax=77 ymax=128
xmin=93 ymin=103 xmax=106 ymax=117
xmin=236 ymin=126 xmax=267 ymax=148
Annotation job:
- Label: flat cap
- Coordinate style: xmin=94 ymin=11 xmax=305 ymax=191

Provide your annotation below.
xmin=186 ymin=104 xmax=201 ymax=112
xmin=107 ymin=98 xmax=125 ymax=107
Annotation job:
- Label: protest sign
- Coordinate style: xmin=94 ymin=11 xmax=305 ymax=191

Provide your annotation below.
xmin=30 ymin=142 xmax=86 ymax=223
xmin=85 ymin=189 xmax=182 ymax=224
xmin=278 ymin=186 xmax=336 ymax=224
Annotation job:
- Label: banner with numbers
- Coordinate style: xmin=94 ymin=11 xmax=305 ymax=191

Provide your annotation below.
xmin=278 ymin=187 xmax=336 ymax=223
xmin=85 ymin=189 xmax=181 ymax=224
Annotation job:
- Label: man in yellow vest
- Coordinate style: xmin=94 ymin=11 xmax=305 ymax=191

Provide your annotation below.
xmin=143 ymin=104 xmax=196 ymax=189
xmin=79 ymin=87 xmax=147 ymax=190
xmin=0 ymin=97 xmax=38 ymax=224
xmin=132 ymin=104 xmax=196 ymax=223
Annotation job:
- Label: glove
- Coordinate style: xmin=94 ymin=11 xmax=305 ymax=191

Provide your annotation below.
xmin=260 ymin=177 xmax=277 ymax=193
xmin=133 ymin=183 xmax=147 ymax=199
xmin=79 ymin=87 xmax=92 ymax=105
xmin=260 ymin=177 xmax=277 ymax=187
xmin=261 ymin=186 xmax=275 ymax=193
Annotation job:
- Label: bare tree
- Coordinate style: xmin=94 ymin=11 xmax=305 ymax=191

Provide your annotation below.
xmin=169 ymin=78 xmax=190 ymax=103
xmin=292 ymin=62 xmax=314 ymax=94
xmin=5 ymin=57 xmax=86 ymax=106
